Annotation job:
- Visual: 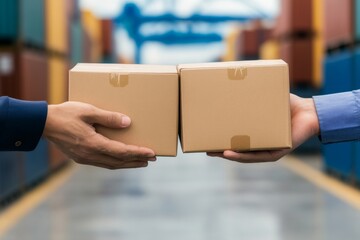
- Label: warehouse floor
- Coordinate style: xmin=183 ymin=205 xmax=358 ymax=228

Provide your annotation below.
xmin=1 ymin=149 xmax=360 ymax=240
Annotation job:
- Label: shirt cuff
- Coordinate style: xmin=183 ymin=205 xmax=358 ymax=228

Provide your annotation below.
xmin=0 ymin=97 xmax=48 ymax=151
xmin=313 ymin=90 xmax=360 ymax=144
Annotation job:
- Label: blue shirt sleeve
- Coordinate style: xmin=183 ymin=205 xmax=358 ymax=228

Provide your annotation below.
xmin=0 ymin=96 xmax=48 ymax=151
xmin=313 ymin=90 xmax=360 ymax=143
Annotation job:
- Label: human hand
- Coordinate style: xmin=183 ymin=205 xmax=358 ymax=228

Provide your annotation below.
xmin=43 ymin=102 xmax=156 ymax=169
xmin=207 ymin=94 xmax=320 ymax=163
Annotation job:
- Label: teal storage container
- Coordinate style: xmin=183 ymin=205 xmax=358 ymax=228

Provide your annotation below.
xmin=353 ymin=47 xmax=360 ymax=182
xmin=0 ymin=152 xmax=23 ymax=202
xmin=22 ymin=138 xmax=49 ymax=186
xmin=323 ymin=50 xmax=355 ymax=178
xmin=0 ymin=0 xmax=45 ymax=47
xmin=70 ymin=19 xmax=84 ymax=65
xmin=0 ymin=0 xmax=19 ymax=41
xmin=356 ymin=0 xmax=360 ymax=40
xmin=21 ymin=0 xmax=45 ymax=47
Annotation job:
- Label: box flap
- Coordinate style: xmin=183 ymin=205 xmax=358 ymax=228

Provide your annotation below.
xmin=71 ymin=63 xmax=178 ymax=74
xmin=177 ymin=59 xmax=287 ymax=72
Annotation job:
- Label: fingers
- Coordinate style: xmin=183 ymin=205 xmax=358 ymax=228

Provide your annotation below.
xmin=70 ymin=150 xmax=155 ymax=169
xmin=94 ymin=134 xmax=156 ymax=160
xmin=70 ymin=145 xmax=156 ymax=169
xmin=207 ymin=152 xmax=224 ymax=158
xmin=85 ymin=105 xmax=132 ymax=129
xmin=223 ymin=150 xmax=273 ymax=163
xmin=67 ymin=134 xmax=157 ymax=169
xmin=78 ymin=159 xmax=150 ymax=170
xmin=207 ymin=149 xmax=288 ymax=163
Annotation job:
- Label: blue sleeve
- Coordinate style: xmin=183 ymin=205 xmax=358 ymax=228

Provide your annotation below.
xmin=0 ymin=96 xmax=48 ymax=151
xmin=312 ymin=90 xmax=360 ymax=143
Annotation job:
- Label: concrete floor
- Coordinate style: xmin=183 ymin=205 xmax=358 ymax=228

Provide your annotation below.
xmin=1 ymin=150 xmax=360 ymax=240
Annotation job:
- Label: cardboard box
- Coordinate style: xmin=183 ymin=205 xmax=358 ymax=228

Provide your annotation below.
xmin=178 ymin=60 xmax=292 ymax=153
xmin=69 ymin=64 xmax=179 ymax=156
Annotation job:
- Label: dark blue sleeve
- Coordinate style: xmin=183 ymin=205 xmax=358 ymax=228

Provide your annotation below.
xmin=0 ymin=96 xmax=48 ymax=151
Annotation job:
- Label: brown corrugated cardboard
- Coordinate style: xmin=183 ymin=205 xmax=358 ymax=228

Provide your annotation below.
xmin=178 ymin=60 xmax=292 ymax=153
xmin=69 ymin=63 xmax=179 ymax=156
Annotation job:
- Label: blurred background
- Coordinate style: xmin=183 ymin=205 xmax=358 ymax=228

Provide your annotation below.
xmin=1 ymin=0 xmax=360 ymax=239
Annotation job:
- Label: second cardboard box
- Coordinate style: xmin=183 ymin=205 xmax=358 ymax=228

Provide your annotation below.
xmin=178 ymin=60 xmax=292 ymax=153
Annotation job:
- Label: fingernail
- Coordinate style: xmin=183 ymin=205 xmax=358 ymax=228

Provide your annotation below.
xmin=146 ymin=151 xmax=156 ymax=157
xmin=148 ymin=157 xmax=157 ymax=161
xmin=121 ymin=116 xmax=131 ymax=127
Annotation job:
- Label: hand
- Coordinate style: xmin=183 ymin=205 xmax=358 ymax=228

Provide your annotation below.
xmin=207 ymin=94 xmax=320 ymax=163
xmin=43 ymin=102 xmax=156 ymax=169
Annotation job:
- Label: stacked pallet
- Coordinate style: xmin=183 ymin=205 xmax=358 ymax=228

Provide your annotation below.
xmin=271 ymin=0 xmax=324 ymax=88
xmin=322 ymin=0 xmax=360 ymax=181
xmin=0 ymin=0 xmax=52 ymax=203
xmin=236 ymin=20 xmax=272 ymax=61
xmin=0 ymin=0 xmax=109 ymax=204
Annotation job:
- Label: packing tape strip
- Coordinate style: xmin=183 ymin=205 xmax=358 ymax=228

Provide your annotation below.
xmin=231 ymin=135 xmax=250 ymax=151
xmin=227 ymin=67 xmax=247 ymax=80
xmin=109 ymin=73 xmax=129 ymax=87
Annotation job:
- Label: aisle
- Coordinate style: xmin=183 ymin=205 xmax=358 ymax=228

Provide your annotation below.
xmin=1 ymin=149 xmax=360 ymax=240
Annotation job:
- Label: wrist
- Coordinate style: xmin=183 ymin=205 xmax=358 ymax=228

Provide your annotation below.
xmin=304 ymin=97 xmax=320 ymax=137
xmin=43 ymin=104 xmax=56 ymax=139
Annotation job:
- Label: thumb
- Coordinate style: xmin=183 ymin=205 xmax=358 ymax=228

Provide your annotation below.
xmin=86 ymin=107 xmax=131 ymax=129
